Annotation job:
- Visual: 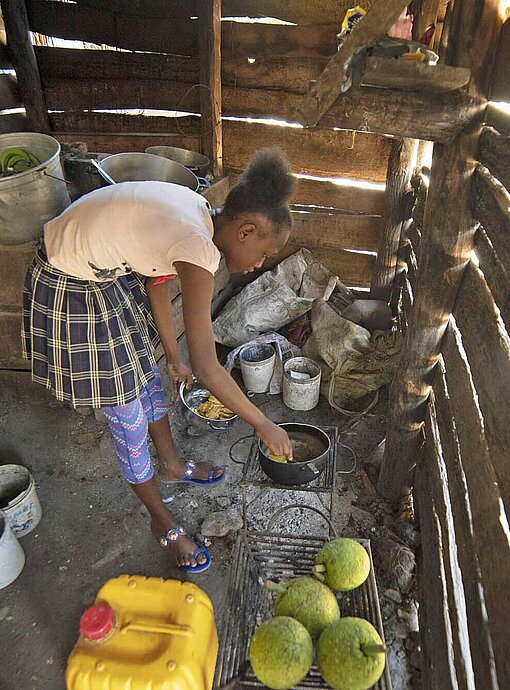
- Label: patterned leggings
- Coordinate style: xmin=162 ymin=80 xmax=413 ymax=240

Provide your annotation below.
xmin=102 ymin=367 xmax=168 ymax=484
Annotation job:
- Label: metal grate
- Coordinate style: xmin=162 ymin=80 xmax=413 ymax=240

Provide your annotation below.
xmin=215 ymin=531 xmax=392 ymax=690
xmin=240 ymin=426 xmax=337 ymax=493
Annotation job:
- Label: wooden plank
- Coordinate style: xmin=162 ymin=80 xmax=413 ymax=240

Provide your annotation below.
xmin=292 ymin=178 xmax=386 ymax=215
xmin=199 ymin=0 xmax=223 ymax=177
xmin=49 ymin=112 xmax=201 ymax=136
xmin=221 ymin=20 xmax=338 ymax=59
xmin=474 ymin=227 xmax=510 ymax=331
xmin=222 ymin=0 xmax=375 ymax=24
xmin=35 ymin=46 xmax=199 ymax=84
xmin=378 ymin=0 xmax=502 ymax=501
xmin=264 ymin=243 xmax=374 ymax=288
xmin=0 ymin=73 xmax=21 ymax=109
xmin=0 ymin=243 xmax=36 ymax=308
xmin=200 ymin=176 xmax=231 ymax=210
xmin=414 ymin=452 xmax=464 ymax=690
xmin=478 ymin=127 xmax=510 ymax=192
xmin=0 ymin=308 xmax=29 ymax=370
xmin=291 ymin=211 xmax=380 ymax=252
xmin=442 ymin=324 xmax=510 ymax=687
xmin=35 ymin=45 xmax=323 ymax=94
xmin=472 ymin=164 xmax=510 ymax=274
xmin=371 ymin=138 xmax=417 ymax=301
xmin=299 ymin=0 xmax=411 ymax=126
xmin=361 ymin=57 xmax=470 ymax=93
xmin=43 ymin=78 xmax=481 ymax=143
xmin=490 ymin=16 xmax=510 ymax=103
xmin=26 ymin=2 xmax=339 ymax=58
xmin=1 ymin=0 xmax=50 ymax=131
xmin=429 ymin=366 xmax=500 ymax=690
xmin=48 ymin=111 xmax=389 ymax=184
xmin=485 ymin=103 xmax=510 ymax=138
xmin=75 ymin=0 xmax=197 ymax=19
xmin=0 ymin=112 xmax=29 ymax=134
xmin=222 ymin=120 xmax=390 ymax=183
xmin=54 ymin=132 xmax=201 ymax=155
xmin=453 ymin=264 xmax=510 ymax=516
xmin=412 ymin=0 xmax=440 ymax=43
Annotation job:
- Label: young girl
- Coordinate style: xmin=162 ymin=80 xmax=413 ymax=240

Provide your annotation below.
xmin=22 ymin=148 xmax=295 ymax=573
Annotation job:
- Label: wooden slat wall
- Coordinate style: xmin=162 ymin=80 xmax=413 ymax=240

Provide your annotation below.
xmin=11 ymin=2 xmax=392 ymax=289
xmin=412 ymin=116 xmax=510 ymax=686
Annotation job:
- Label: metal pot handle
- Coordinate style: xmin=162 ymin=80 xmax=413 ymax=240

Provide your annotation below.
xmin=228 ymin=435 xmax=253 ymax=465
xmin=197 ymin=176 xmax=210 ymax=189
xmin=266 ymin=504 xmax=338 ymax=538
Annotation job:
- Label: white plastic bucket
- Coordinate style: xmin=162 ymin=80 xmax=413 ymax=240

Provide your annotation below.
xmin=0 ymin=511 xmax=25 ymax=589
xmin=283 ymin=357 xmax=322 ymax=411
xmin=0 ymin=464 xmax=42 ymax=537
xmin=239 ymin=343 xmax=276 ymax=393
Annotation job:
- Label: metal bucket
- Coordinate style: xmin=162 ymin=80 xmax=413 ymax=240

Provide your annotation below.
xmin=0 ymin=512 xmax=25 ymax=589
xmin=145 ymin=146 xmax=211 ymax=177
xmin=96 ymin=152 xmax=200 ymax=191
xmin=283 ymin=357 xmax=322 ymax=411
xmin=179 ymin=381 xmax=237 ymax=434
xmin=0 ymin=132 xmax=71 ymax=246
xmin=0 ymin=464 xmax=43 ymax=537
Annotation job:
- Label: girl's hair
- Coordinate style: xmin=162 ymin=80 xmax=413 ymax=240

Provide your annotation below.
xmin=222 ymin=148 xmax=296 ymax=232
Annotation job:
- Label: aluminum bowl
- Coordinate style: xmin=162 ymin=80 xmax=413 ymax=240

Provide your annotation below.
xmin=179 ymin=381 xmax=238 ymax=433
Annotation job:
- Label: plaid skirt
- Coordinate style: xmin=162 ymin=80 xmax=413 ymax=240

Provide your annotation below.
xmin=22 ymin=248 xmax=161 ymax=407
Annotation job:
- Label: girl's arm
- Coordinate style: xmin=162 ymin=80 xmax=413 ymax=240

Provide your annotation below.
xmin=145 ymin=277 xmax=193 ymax=394
xmin=176 ymin=261 xmax=293 ymax=458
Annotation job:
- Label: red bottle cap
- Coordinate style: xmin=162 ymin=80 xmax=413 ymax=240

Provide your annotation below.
xmin=79 ymin=604 xmax=116 ymax=641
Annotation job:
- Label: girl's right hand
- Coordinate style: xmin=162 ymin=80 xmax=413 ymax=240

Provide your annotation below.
xmin=255 ymin=418 xmax=293 ymax=460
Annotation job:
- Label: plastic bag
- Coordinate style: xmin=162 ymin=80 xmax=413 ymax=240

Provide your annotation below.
xmin=224 ymin=333 xmax=300 ymax=395
xmin=213 ymin=249 xmax=337 ymax=347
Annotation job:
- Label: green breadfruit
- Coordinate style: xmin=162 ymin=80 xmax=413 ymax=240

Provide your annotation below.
xmin=266 ymin=576 xmax=340 ymax=640
xmin=249 ymin=616 xmax=313 ymax=690
xmin=317 ymin=617 xmax=386 ymax=690
xmin=314 ymin=538 xmax=370 ymax=591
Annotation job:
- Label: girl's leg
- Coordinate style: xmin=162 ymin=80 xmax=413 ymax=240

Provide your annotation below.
xmin=102 ymin=399 xmax=205 ymax=567
xmin=140 ymin=368 xmax=223 ymax=481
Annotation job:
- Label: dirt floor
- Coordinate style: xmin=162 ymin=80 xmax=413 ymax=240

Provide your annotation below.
xmin=0 ymin=366 xmax=420 ymax=690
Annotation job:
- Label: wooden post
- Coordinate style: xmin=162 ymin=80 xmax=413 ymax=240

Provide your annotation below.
xmin=198 ymin=0 xmax=223 ymax=177
xmin=370 ymin=138 xmax=418 ymax=302
xmin=378 ymin=0 xmax=502 ymax=501
xmin=411 ymin=0 xmax=440 ymax=43
xmin=0 ymin=0 xmax=50 ymax=132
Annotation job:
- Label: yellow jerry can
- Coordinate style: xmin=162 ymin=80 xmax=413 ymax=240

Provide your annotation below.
xmin=66 ymin=575 xmax=218 ymax=690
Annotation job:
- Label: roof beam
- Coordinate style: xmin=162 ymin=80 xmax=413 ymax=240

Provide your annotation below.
xmin=299 ymin=0 xmax=411 ymax=126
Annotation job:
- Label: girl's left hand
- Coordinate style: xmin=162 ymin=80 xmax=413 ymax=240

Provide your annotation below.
xmin=167 ymin=360 xmax=194 ymax=397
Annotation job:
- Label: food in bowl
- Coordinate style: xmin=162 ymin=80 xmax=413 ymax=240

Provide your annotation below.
xmin=195 ymin=395 xmax=235 ymax=420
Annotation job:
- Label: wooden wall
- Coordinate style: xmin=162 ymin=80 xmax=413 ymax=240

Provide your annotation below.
xmin=396 ymin=114 xmax=510 ymax=689
xmin=1 ymin=0 xmax=391 ymax=288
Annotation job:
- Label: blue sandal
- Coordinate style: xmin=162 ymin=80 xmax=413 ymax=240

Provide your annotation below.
xmin=159 ymin=525 xmax=212 ymax=574
xmin=161 ymin=460 xmax=225 ymax=486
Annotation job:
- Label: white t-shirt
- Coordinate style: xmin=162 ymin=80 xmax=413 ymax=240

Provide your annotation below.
xmin=44 ymin=181 xmax=221 ymax=281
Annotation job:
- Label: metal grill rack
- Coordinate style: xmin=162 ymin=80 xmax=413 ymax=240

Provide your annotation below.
xmin=214 ymin=531 xmax=392 ymax=690
xmin=239 ymin=426 xmax=338 ymax=530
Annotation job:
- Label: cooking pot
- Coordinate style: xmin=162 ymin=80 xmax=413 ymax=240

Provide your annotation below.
xmin=258 ymin=423 xmax=331 ymax=486
xmin=93 ymin=152 xmax=200 ymax=191
xmin=179 ymin=381 xmax=237 ymax=433
xmin=145 ymin=146 xmax=211 ymax=178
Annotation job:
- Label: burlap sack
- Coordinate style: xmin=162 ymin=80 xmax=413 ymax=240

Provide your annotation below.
xmin=303 ymin=300 xmax=403 ymax=414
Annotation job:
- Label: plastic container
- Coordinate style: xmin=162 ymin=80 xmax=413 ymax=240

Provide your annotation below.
xmin=282 ymin=357 xmax=322 ymax=411
xmin=0 ymin=511 xmax=25 ymax=589
xmin=0 ymin=464 xmax=42 ymax=537
xmin=239 ymin=343 xmax=276 ymax=393
xmin=66 ymin=575 xmax=218 ymax=690
xmin=0 ymin=132 xmax=71 ymax=245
